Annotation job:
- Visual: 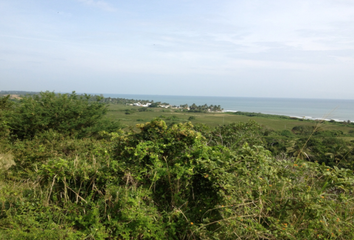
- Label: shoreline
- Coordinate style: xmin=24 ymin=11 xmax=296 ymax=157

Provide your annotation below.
xmin=103 ymin=94 xmax=354 ymax=123
xmin=222 ymin=110 xmax=352 ymax=123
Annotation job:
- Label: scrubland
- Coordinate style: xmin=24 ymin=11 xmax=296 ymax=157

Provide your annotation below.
xmin=1 ymin=92 xmax=354 ymax=239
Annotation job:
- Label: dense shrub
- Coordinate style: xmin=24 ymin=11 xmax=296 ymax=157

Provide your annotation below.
xmin=1 ymin=119 xmax=354 ymax=239
xmin=0 ymin=95 xmax=13 ymax=144
xmin=125 ymin=108 xmax=137 ymax=115
xmin=138 ymin=107 xmax=151 ymax=112
xmin=1 ymin=89 xmax=354 ymax=239
xmin=280 ymin=129 xmax=293 ymax=137
xmin=206 ymin=120 xmax=264 ymax=151
xmin=7 ymin=130 xmax=113 ymax=175
xmin=291 ymin=125 xmax=316 ymax=135
xmin=4 ymin=91 xmax=121 ymax=140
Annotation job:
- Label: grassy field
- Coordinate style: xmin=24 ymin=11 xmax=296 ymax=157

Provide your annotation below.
xmin=106 ymin=104 xmax=354 ymax=133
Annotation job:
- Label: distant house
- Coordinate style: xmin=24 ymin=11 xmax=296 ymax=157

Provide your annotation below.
xmin=159 ymin=105 xmax=171 ymax=108
xmin=141 ymin=103 xmax=151 ymax=107
xmin=133 ymin=102 xmax=151 ymax=107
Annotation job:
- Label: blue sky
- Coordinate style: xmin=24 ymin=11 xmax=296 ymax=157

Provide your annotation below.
xmin=1 ymin=0 xmax=354 ymax=99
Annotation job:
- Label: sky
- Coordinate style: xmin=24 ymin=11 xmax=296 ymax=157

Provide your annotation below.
xmin=1 ymin=0 xmax=354 ymax=99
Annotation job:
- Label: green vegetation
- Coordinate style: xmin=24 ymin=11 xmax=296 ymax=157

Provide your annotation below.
xmin=106 ymin=104 xmax=353 ymax=133
xmin=101 ymin=96 xmax=223 ymax=112
xmin=1 ymin=92 xmax=354 ymax=239
xmin=188 ymin=103 xmax=223 ymax=112
xmin=3 ymin=91 xmax=121 ymax=140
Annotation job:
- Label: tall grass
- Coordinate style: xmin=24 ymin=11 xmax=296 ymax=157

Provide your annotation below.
xmin=0 ymin=119 xmax=354 ymax=239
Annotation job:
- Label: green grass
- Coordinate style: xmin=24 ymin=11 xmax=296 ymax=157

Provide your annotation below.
xmin=106 ymin=104 xmax=354 ymax=134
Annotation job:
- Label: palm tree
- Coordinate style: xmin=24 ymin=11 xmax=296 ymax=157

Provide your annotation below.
xmin=287 ymin=139 xmax=313 ymax=160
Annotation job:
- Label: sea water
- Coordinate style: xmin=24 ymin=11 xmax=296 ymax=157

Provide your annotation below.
xmin=100 ymin=94 xmax=354 ymax=122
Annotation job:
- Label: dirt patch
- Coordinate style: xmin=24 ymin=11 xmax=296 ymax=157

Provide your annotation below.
xmin=0 ymin=153 xmax=15 ymax=170
xmin=9 ymin=94 xmax=22 ymax=99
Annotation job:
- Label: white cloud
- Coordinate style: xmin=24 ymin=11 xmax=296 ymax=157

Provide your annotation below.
xmin=219 ymin=0 xmax=354 ymax=53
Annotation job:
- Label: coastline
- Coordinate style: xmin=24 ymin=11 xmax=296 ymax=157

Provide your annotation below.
xmin=223 ymin=110 xmax=352 ymax=123
xmin=101 ymin=94 xmax=354 ymax=122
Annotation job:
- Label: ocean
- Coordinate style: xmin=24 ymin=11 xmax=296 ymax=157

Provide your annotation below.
xmin=100 ymin=94 xmax=354 ymax=122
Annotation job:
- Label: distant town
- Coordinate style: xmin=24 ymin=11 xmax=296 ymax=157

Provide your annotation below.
xmin=0 ymin=91 xmax=224 ymax=113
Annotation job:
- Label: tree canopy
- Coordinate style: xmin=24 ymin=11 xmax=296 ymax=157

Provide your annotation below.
xmin=1 ymin=91 xmax=121 ymax=140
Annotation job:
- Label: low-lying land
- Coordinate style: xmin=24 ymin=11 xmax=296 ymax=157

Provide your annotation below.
xmin=1 ymin=92 xmax=353 ymax=239
xmin=106 ymin=103 xmax=354 ymax=133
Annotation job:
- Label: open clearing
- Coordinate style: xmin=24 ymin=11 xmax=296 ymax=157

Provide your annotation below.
xmin=106 ymin=104 xmax=354 ymax=134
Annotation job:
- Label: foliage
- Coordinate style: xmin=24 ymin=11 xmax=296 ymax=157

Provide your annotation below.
xmin=0 ymin=95 xmax=13 ymax=143
xmin=233 ymin=111 xmax=293 ymax=119
xmin=189 ymin=103 xmax=223 ymax=112
xmin=138 ymin=107 xmax=151 ymax=112
xmin=125 ymin=108 xmax=137 ymax=115
xmin=149 ymin=102 xmax=160 ymax=108
xmin=292 ymin=125 xmax=317 ymax=135
xmin=7 ymin=130 xmax=112 ymax=175
xmin=206 ymin=120 xmax=264 ymax=151
xmin=1 ymin=106 xmax=354 ymax=239
xmin=4 ymin=91 xmax=121 ymax=140
xmin=197 ymin=146 xmax=354 ymax=239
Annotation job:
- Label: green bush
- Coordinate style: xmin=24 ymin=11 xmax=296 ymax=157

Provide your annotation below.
xmin=280 ymin=129 xmax=293 ymax=137
xmin=138 ymin=107 xmax=151 ymax=112
xmin=207 ymin=120 xmax=264 ymax=151
xmin=7 ymin=130 xmax=112 ymax=175
xmin=291 ymin=125 xmax=316 ymax=135
xmin=0 ymin=95 xmax=13 ymax=144
xmin=1 ymin=119 xmax=354 ymax=239
xmin=125 ymin=108 xmax=138 ymax=115
xmin=5 ymin=91 xmax=121 ymax=140
xmin=149 ymin=102 xmax=159 ymax=108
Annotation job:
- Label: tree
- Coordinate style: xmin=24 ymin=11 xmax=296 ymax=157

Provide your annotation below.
xmin=149 ymin=102 xmax=159 ymax=108
xmin=0 ymin=95 xmax=13 ymax=141
xmin=7 ymin=91 xmax=121 ymax=139
xmin=287 ymin=138 xmax=314 ymax=160
xmin=208 ymin=120 xmax=264 ymax=151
